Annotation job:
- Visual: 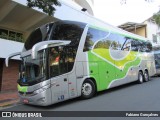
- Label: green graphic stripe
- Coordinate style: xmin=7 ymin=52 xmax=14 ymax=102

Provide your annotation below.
xmin=88 ymin=51 xmax=141 ymax=91
xmin=17 ymin=84 xmax=28 ymax=92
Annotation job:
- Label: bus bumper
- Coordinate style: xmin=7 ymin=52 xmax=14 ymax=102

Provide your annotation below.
xmin=18 ymin=88 xmax=52 ymax=106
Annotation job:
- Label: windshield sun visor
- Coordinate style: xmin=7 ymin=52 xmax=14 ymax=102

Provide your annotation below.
xmin=31 ymin=40 xmax=71 ymax=59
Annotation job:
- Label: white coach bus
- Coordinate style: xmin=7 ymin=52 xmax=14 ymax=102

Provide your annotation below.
xmin=6 ymin=20 xmax=155 ymax=106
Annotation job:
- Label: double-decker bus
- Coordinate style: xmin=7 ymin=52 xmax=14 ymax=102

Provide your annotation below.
xmin=153 ymin=45 xmax=160 ymax=76
xmin=6 ymin=20 xmax=155 ymax=106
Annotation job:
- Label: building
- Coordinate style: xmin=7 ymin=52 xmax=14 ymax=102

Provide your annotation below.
xmin=143 ymin=18 xmax=160 ymax=45
xmin=118 ymin=22 xmax=147 ymax=38
xmin=0 ymin=39 xmax=23 ymax=91
xmin=118 ymin=18 xmax=160 ymax=46
xmin=0 ymin=0 xmax=94 ymax=92
xmin=63 ymin=0 xmax=94 ymax=15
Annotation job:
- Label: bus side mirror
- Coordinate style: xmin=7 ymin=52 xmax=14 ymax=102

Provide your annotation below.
xmin=5 ymin=52 xmax=21 ymax=67
xmin=31 ymin=40 xmax=71 ymax=59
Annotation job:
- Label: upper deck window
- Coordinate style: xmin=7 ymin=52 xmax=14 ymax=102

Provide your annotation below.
xmin=25 ymin=28 xmax=42 ymax=50
xmin=24 ymin=21 xmax=86 ymax=50
xmin=51 ymin=21 xmax=85 ymax=47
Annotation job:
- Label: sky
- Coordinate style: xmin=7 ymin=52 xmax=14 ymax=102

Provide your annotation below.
xmin=94 ymin=0 xmax=160 ymax=26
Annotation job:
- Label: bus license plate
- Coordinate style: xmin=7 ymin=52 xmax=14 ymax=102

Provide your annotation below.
xmin=23 ymin=99 xmax=29 ymax=103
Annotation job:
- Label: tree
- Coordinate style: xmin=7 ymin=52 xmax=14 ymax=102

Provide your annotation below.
xmin=153 ymin=11 xmax=160 ymax=27
xmin=27 ymin=0 xmax=61 ymax=16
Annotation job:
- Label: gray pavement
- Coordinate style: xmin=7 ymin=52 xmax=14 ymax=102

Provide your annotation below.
xmin=1 ymin=77 xmax=160 ymax=120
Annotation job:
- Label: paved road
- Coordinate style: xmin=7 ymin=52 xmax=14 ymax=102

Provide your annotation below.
xmin=1 ymin=77 xmax=160 ymax=119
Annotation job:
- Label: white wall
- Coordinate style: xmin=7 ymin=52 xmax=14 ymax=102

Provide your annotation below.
xmin=74 ymin=0 xmax=94 ymax=15
xmin=144 ymin=20 xmax=160 ymax=45
xmin=0 ymin=38 xmax=23 ymax=59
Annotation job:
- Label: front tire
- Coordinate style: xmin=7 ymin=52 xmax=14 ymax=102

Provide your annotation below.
xmin=138 ymin=71 xmax=144 ymax=84
xmin=81 ymin=79 xmax=96 ymax=99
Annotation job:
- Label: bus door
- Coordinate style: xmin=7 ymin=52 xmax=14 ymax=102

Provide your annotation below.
xmin=66 ymin=47 xmax=77 ymax=98
xmin=50 ymin=75 xmax=69 ymax=103
xmin=49 ymin=47 xmax=69 ymax=103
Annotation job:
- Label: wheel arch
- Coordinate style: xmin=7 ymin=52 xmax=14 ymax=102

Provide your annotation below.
xmin=139 ymin=69 xmax=143 ymax=74
xmin=137 ymin=70 xmax=144 ymax=84
xmin=144 ymin=68 xmax=149 ymax=74
xmin=83 ymin=77 xmax=97 ymax=92
xmin=144 ymin=68 xmax=150 ymax=82
xmin=77 ymin=76 xmax=98 ymax=97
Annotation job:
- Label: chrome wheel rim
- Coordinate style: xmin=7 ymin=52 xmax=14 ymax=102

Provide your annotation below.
xmin=82 ymin=83 xmax=92 ymax=96
xmin=144 ymin=72 xmax=149 ymax=81
xmin=139 ymin=73 xmax=143 ymax=83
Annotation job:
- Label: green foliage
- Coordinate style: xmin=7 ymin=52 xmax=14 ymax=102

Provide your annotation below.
xmin=0 ymin=30 xmax=24 ymax=43
xmin=0 ymin=32 xmax=8 ymax=39
xmin=94 ymin=40 xmax=112 ymax=49
xmin=153 ymin=11 xmax=160 ymax=27
xmin=27 ymin=0 xmax=61 ymax=16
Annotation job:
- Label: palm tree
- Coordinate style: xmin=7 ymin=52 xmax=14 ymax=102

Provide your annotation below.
xmin=27 ymin=0 xmax=61 ymax=16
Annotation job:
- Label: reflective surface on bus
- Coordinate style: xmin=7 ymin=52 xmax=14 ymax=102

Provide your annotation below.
xmin=18 ymin=21 xmax=86 ymax=86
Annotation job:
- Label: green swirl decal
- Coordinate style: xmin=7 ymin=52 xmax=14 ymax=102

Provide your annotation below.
xmin=88 ymin=50 xmax=141 ymax=91
xmin=93 ymin=48 xmax=138 ymax=69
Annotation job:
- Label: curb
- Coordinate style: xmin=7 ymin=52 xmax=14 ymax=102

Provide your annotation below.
xmin=0 ymin=99 xmax=19 ymax=108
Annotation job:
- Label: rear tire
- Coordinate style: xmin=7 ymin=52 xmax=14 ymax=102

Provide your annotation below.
xmin=81 ymin=79 xmax=96 ymax=99
xmin=138 ymin=71 xmax=144 ymax=84
xmin=144 ymin=71 xmax=149 ymax=82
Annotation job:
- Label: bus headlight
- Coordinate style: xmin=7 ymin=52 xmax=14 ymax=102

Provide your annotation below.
xmin=33 ymin=84 xmax=50 ymax=95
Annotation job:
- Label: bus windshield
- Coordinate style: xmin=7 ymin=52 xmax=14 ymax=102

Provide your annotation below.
xmin=19 ymin=50 xmax=46 ymax=85
xmin=21 ymin=21 xmax=86 ymax=85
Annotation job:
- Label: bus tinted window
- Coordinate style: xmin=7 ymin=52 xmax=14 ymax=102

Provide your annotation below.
xmin=121 ymin=38 xmax=131 ymax=51
xmin=49 ymin=22 xmax=85 ymax=77
xmin=51 ymin=22 xmax=85 ymax=47
xmin=97 ymin=33 xmax=117 ymax=50
xmin=107 ymin=33 xmax=131 ymax=51
xmin=83 ymin=28 xmax=108 ymax=51
xmin=145 ymin=42 xmax=152 ymax=52
xmin=108 ymin=33 xmax=120 ymax=50
xmin=49 ymin=46 xmax=77 ymax=77
xmin=25 ymin=23 xmax=53 ymax=50
xmin=49 ymin=46 xmax=67 ymax=77
xmin=94 ymin=32 xmax=131 ymax=51
xmin=131 ymin=39 xmax=141 ymax=52
xmin=131 ymin=39 xmax=152 ymax=52
xmin=25 ymin=28 xmax=42 ymax=50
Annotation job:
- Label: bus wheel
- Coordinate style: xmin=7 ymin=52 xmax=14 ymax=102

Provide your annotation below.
xmin=81 ymin=79 xmax=96 ymax=99
xmin=144 ymin=71 xmax=149 ymax=82
xmin=138 ymin=71 xmax=144 ymax=84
